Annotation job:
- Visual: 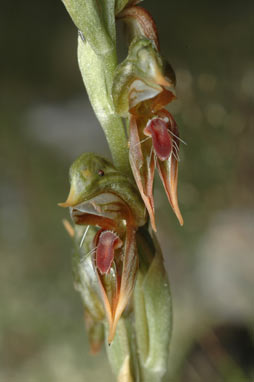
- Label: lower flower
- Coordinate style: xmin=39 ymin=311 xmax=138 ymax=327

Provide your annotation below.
xmin=59 ymin=153 xmax=146 ymax=343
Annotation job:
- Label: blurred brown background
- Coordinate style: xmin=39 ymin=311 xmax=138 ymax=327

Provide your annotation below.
xmin=0 ymin=1 xmax=253 ymax=381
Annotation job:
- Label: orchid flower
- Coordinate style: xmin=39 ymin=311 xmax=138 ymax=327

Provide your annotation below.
xmin=112 ymin=37 xmax=183 ymax=231
xmin=59 ymin=153 xmax=146 ymax=343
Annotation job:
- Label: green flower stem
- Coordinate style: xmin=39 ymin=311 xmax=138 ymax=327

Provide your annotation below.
xmin=62 ymin=0 xmax=115 ymax=54
xmin=78 ymin=39 xmax=130 ymax=174
xmin=62 ymin=0 xmax=131 ymax=175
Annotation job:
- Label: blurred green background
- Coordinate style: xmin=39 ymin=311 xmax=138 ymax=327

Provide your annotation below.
xmin=1 ymin=1 xmax=253 ymax=381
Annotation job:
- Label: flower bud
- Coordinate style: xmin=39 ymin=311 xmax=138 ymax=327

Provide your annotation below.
xmin=118 ymin=5 xmax=160 ymax=51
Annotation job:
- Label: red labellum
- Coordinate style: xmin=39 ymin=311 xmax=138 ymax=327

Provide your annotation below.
xmin=96 ymin=231 xmax=123 ymax=275
xmin=144 ymin=118 xmax=172 ymax=161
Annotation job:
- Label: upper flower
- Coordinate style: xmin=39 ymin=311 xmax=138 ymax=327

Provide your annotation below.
xmin=112 ymin=37 xmax=183 ymax=231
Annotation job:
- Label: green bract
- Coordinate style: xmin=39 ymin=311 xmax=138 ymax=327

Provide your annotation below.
xmin=134 ymin=229 xmax=172 ymax=381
